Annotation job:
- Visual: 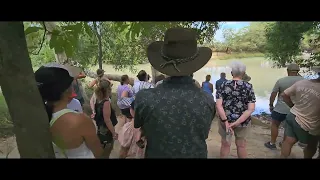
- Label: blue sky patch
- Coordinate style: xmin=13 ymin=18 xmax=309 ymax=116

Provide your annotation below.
xmin=214 ymin=22 xmax=251 ymax=42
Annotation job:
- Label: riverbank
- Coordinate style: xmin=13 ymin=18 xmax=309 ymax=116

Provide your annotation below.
xmin=212 ymin=52 xmax=264 ymax=60
xmin=1 ymin=116 xmax=305 ymax=158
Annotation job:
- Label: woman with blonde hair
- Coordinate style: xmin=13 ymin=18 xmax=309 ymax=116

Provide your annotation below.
xmin=90 ymin=69 xmax=113 ymax=118
xmin=94 ymin=79 xmax=118 ymax=158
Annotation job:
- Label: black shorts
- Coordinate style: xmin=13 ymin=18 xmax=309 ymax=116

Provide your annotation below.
xmin=271 ymin=111 xmax=287 ymax=122
xmin=97 ymin=126 xmax=114 ymax=145
xmin=121 ymin=108 xmax=132 ymax=118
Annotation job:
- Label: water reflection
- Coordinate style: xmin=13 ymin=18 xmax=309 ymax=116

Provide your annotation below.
xmin=201 ymin=66 xmax=272 ymax=115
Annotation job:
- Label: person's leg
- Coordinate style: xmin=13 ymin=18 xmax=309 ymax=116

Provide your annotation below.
xmin=280 ymin=113 xmax=298 ymax=158
xmin=124 ymin=108 xmax=133 ymax=123
xmin=218 ymin=122 xmax=231 ymax=158
xmin=265 ymin=111 xmax=286 ymax=149
xmin=102 ymin=141 xmax=114 ymax=159
xmin=234 ymin=126 xmax=250 ymax=158
xmin=119 ymin=146 xmax=130 ymax=159
xmin=304 ymin=135 xmax=319 ymax=159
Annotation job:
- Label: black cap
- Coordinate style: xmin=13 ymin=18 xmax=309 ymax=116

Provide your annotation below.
xmin=35 ymin=67 xmax=74 ymax=102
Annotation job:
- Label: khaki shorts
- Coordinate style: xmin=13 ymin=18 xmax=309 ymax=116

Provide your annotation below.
xmin=218 ymin=121 xmax=250 ymax=140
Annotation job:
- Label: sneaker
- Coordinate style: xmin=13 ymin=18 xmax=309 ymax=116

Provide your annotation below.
xmin=264 ymin=142 xmax=277 ymax=150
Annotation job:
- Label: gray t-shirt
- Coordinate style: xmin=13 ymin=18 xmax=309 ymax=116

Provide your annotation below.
xmin=272 ymin=76 xmax=304 ymax=114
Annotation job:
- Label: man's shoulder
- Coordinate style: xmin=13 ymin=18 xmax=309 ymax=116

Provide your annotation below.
xmin=135 ymin=87 xmax=156 ymax=99
xmin=279 ymin=76 xmax=305 ymax=86
xmin=216 ymin=79 xmax=223 ymax=83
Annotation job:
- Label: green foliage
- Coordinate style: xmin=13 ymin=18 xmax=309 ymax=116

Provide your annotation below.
xmin=265 ymin=22 xmax=316 ymax=67
xmin=217 ymin=52 xmax=264 ymax=60
xmin=25 ymin=26 xmax=43 ymax=35
xmin=29 ymin=41 xmax=56 ymax=67
xmin=24 ymin=21 xmax=220 ymax=71
xmin=212 ymin=22 xmax=271 ymax=53
xmin=0 ymin=93 xmax=13 ymax=138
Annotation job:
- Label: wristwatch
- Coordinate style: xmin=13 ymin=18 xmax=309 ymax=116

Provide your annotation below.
xmin=221 ymin=119 xmax=228 ymax=123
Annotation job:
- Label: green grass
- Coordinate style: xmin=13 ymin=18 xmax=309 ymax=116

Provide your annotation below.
xmin=216 ymin=52 xmax=264 ymax=60
xmin=0 ymin=94 xmax=14 ymax=138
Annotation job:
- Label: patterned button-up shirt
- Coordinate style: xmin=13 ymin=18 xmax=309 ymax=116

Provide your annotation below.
xmin=134 ymin=76 xmax=216 ymax=158
xmin=216 ymin=80 xmax=256 ymax=126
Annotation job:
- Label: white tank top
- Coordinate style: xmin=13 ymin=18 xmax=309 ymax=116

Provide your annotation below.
xmin=51 ymin=109 xmax=95 ymax=159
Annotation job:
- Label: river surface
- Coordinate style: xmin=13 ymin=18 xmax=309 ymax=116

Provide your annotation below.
xmin=100 ymin=57 xmax=316 ymax=115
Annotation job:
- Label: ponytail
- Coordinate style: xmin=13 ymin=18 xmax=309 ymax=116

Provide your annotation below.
xmin=44 ymin=101 xmax=54 ymax=121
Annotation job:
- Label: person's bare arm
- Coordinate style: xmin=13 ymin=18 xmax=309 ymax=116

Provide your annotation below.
xmin=231 ymin=103 xmax=255 ymax=126
xmin=209 ymin=83 xmax=214 ymax=93
xmin=81 ymin=114 xmax=103 ymax=158
xmin=76 ymin=72 xmax=86 ymax=79
xmin=102 ymin=75 xmax=113 ymax=87
xmin=231 ymin=85 xmax=256 ymax=127
xmin=90 ymin=94 xmax=96 ymax=114
xmin=215 ymin=83 xmax=227 ymax=120
xmin=195 ymin=81 xmax=201 ymax=88
xmin=216 ymin=99 xmax=227 ymax=120
xmin=102 ymin=101 xmax=116 ymax=136
xmin=281 ymin=83 xmax=297 ymax=108
xmin=88 ymin=79 xmax=97 ymax=88
xmin=269 ymin=80 xmax=280 ymax=110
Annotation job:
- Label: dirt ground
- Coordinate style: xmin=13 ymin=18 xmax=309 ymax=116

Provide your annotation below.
xmin=0 ymin=117 xmax=305 ymax=159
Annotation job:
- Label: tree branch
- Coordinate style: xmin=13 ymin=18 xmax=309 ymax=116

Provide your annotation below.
xmin=30 ymin=22 xmax=47 ymax=55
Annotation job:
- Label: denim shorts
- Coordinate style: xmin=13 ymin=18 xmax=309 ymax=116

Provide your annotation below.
xmin=271 ymin=110 xmax=287 ymax=122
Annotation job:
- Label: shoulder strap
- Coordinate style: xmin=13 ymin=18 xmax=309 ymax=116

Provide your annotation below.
xmin=50 ymin=109 xmax=76 ymax=158
xmin=50 ymin=109 xmax=76 ymax=127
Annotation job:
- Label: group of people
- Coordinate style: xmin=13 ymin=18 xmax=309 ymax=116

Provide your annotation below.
xmin=33 ymin=27 xmax=320 ymax=158
xmin=264 ymin=64 xmax=320 ymax=158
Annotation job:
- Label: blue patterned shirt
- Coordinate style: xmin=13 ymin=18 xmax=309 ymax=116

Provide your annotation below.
xmin=134 ymin=76 xmax=216 ymax=158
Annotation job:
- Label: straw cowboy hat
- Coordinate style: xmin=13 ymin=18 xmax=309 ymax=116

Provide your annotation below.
xmin=147 ymin=28 xmax=212 ymax=76
xmin=43 ymin=62 xmax=83 ymax=78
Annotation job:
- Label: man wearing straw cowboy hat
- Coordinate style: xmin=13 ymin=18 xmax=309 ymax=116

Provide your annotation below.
xmin=134 ymin=28 xmax=216 ymax=158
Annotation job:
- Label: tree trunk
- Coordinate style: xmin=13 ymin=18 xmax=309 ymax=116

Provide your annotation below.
xmin=0 ymin=22 xmax=55 ymax=158
xmin=84 ymin=70 xmax=135 ymax=86
xmin=93 ymin=22 xmax=103 ymax=69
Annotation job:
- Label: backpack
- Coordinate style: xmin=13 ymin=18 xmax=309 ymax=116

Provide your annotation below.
xmin=94 ymin=99 xmax=118 ymax=127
